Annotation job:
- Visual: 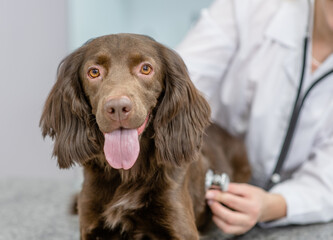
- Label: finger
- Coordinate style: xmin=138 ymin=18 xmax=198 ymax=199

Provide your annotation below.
xmin=206 ymin=190 xmax=250 ymax=213
xmin=207 ymin=200 xmax=250 ymax=227
xmin=212 ymin=215 xmax=247 ymax=235
xmin=227 ymin=183 xmax=254 ymax=197
xmin=227 ymin=183 xmax=248 ymax=196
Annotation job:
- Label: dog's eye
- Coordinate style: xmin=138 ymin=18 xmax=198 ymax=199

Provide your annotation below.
xmin=88 ymin=68 xmax=100 ymax=78
xmin=140 ymin=64 xmax=152 ymax=75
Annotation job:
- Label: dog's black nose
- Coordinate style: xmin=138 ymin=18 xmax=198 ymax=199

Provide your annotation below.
xmin=104 ymin=96 xmax=133 ymax=121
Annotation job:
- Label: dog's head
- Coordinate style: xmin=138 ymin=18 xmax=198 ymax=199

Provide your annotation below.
xmin=40 ymin=34 xmax=210 ymax=170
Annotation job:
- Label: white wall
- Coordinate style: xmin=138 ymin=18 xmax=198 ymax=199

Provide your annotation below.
xmin=0 ymin=0 xmax=71 ymax=178
xmin=68 ymin=0 xmax=213 ymax=50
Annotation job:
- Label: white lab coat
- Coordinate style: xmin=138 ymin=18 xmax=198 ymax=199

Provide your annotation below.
xmin=177 ymin=0 xmax=333 ymax=227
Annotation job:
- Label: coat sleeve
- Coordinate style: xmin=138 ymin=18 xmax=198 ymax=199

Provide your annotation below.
xmin=176 ymin=0 xmax=238 ymax=101
xmin=262 ymin=113 xmax=333 ymax=227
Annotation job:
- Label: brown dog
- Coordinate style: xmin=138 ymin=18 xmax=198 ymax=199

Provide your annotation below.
xmin=40 ymin=34 xmax=250 ymax=240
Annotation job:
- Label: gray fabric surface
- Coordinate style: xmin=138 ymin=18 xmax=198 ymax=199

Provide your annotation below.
xmin=0 ymin=178 xmax=79 ymax=240
xmin=1 ymin=178 xmax=332 ymax=240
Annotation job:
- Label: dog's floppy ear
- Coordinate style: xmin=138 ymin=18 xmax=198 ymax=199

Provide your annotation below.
xmin=154 ymin=46 xmax=211 ymax=166
xmin=40 ymin=47 xmax=102 ymax=168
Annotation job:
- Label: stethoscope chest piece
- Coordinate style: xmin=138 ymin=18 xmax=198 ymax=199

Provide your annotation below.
xmin=205 ymin=169 xmax=230 ymax=192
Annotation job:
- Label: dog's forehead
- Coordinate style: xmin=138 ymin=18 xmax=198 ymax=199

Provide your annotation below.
xmin=85 ymin=34 xmax=160 ymax=62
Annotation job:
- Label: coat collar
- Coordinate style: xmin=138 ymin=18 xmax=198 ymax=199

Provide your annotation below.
xmin=264 ymin=0 xmax=312 ymax=49
xmin=264 ymin=0 xmax=314 ymax=88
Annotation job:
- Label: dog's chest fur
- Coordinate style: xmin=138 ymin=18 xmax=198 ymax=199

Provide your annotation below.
xmin=84 ymin=164 xmax=181 ymax=237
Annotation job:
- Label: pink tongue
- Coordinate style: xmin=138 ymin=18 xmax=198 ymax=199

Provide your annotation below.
xmin=104 ymin=129 xmax=140 ymax=170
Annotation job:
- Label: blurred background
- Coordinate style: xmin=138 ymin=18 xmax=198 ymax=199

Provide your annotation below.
xmin=0 ymin=0 xmax=213 ymax=179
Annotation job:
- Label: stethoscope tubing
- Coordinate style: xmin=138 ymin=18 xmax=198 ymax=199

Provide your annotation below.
xmin=266 ymin=35 xmax=333 ymax=190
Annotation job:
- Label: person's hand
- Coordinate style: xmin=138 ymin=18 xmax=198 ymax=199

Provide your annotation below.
xmin=205 ymin=183 xmax=286 ymax=235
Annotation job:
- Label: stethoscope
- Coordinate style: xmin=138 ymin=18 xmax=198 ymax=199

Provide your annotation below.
xmin=265 ymin=0 xmax=333 ymax=190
